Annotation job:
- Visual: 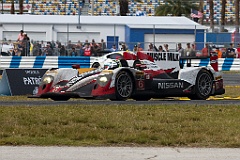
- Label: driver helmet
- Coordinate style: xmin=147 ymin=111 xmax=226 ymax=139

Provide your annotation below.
xmin=104 ymin=59 xmax=122 ymax=70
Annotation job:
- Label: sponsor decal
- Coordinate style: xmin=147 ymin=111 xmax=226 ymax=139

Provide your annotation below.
xmin=23 ymin=70 xmax=42 ymax=85
xmin=147 ymin=52 xmax=179 ymax=61
xmin=67 ymin=68 xmax=102 ymax=87
xmin=23 ymin=76 xmax=42 ymax=85
xmin=158 ymin=82 xmax=184 ymax=89
xmin=137 ymin=80 xmax=145 ymax=90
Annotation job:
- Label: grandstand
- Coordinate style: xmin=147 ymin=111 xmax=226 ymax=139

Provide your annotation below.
xmin=204 ymin=0 xmax=235 ymax=23
xmin=0 ymin=0 xmax=238 ymax=23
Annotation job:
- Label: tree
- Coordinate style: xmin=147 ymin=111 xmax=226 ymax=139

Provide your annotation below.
xmin=119 ymin=0 xmax=128 ymax=16
xmin=10 ymin=0 xmax=15 ymax=14
xmin=154 ymin=0 xmax=198 ymax=16
xmin=19 ymin=0 xmax=23 ymax=14
xmin=199 ymin=0 xmax=204 ymax=24
xmin=209 ymin=0 xmax=214 ymax=31
xmin=235 ymin=0 xmax=239 ymax=33
xmin=220 ymin=0 xmax=226 ymax=32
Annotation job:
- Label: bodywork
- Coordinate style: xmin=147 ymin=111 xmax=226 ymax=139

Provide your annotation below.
xmin=30 ymin=51 xmax=225 ymax=101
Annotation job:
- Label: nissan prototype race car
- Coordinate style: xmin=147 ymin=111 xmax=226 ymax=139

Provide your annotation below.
xmin=29 ymin=51 xmax=225 ymax=101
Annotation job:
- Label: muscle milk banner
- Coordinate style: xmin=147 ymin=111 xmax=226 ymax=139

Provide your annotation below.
xmin=0 ymin=69 xmax=47 ymax=96
xmin=144 ymin=51 xmax=180 ymax=70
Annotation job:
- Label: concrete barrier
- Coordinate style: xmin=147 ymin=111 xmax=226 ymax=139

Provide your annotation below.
xmin=0 ymin=56 xmax=239 ymax=71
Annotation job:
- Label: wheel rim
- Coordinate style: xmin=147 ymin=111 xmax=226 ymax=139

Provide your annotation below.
xmin=197 ymin=73 xmax=212 ymax=96
xmin=116 ymin=73 xmax=132 ymax=98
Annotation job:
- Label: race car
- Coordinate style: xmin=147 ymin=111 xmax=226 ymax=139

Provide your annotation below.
xmin=29 ymin=51 xmax=225 ymax=101
xmin=90 ymin=50 xmax=153 ymax=68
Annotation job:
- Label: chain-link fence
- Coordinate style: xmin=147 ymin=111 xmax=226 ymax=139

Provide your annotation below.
xmin=1 ymin=35 xmax=240 ymax=58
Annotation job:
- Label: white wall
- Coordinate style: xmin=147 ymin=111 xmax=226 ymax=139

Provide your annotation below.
xmin=0 ymin=23 xmax=126 ymax=44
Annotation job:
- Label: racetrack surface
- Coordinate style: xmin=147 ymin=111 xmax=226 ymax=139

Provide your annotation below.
xmin=0 ymin=99 xmax=240 ymax=106
xmin=1 ymin=146 xmax=240 ymax=160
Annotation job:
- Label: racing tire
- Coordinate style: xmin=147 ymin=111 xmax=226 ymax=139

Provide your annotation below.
xmin=51 ymin=97 xmax=70 ymax=101
xmin=189 ymin=70 xmax=213 ymax=100
xmin=92 ymin=63 xmax=100 ymax=68
xmin=111 ymin=71 xmax=133 ymax=101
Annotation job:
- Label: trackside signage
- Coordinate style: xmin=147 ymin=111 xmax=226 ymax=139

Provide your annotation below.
xmin=146 ymin=52 xmax=179 ymax=61
xmin=2 ymin=69 xmax=47 ymax=95
xmin=142 ymin=51 xmax=180 ymax=70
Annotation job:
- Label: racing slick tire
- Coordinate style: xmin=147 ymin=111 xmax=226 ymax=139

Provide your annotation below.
xmin=51 ymin=97 xmax=70 ymax=101
xmin=111 ymin=71 xmax=133 ymax=101
xmin=188 ymin=69 xmax=213 ymax=100
xmin=92 ymin=62 xmax=100 ymax=68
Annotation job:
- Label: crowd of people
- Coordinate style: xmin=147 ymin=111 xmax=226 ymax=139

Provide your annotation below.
xmin=147 ymin=42 xmax=240 ymax=58
xmin=2 ymin=30 xmax=240 ymax=58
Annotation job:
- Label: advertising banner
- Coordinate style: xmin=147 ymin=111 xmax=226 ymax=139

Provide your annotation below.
xmin=0 ymin=69 xmax=47 ymax=96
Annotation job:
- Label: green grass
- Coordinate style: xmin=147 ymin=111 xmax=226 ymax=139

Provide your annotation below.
xmin=0 ymin=86 xmax=240 ymax=147
xmin=0 ymin=104 xmax=240 ymax=147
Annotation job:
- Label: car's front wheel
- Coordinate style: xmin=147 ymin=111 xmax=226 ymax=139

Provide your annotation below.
xmin=112 ymin=71 xmax=133 ymax=101
xmin=188 ymin=70 xmax=213 ymax=100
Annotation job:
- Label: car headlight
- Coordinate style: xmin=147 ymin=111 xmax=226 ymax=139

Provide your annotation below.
xmin=43 ymin=76 xmax=53 ymax=84
xmin=99 ymin=76 xmax=108 ymax=82
xmin=97 ymin=73 xmax=113 ymax=87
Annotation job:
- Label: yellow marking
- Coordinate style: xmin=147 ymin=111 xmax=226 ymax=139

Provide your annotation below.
xmin=77 ymin=68 xmax=95 ymax=74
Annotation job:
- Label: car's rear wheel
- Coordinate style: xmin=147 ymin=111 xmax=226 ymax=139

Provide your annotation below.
xmin=92 ymin=62 xmax=100 ymax=68
xmin=112 ymin=71 xmax=133 ymax=101
xmin=188 ymin=70 xmax=213 ymax=100
xmin=51 ymin=97 xmax=70 ymax=101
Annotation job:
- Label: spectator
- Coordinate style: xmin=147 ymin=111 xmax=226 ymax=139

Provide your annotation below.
xmin=226 ymin=43 xmax=236 ymax=58
xmin=100 ymin=39 xmax=107 ymax=51
xmin=201 ymin=43 xmax=209 ymax=57
xmin=69 ymin=47 xmax=77 ymax=56
xmin=83 ymin=43 xmax=91 ymax=56
xmin=164 ymin=44 xmax=169 ymax=52
xmin=43 ymin=43 xmax=54 ymax=56
xmin=137 ymin=42 xmax=143 ymax=51
xmin=22 ymin=33 xmax=31 ymax=56
xmin=110 ymin=44 xmax=118 ymax=52
xmin=44 ymin=41 xmax=54 ymax=56
xmin=17 ymin=30 xmax=24 ymax=42
xmin=236 ymin=43 xmax=240 ymax=58
xmin=158 ymin=45 xmax=165 ymax=52
xmin=77 ymin=43 xmax=84 ymax=56
xmin=32 ymin=42 xmax=41 ymax=56
xmin=60 ymin=45 xmax=67 ymax=56
xmin=91 ymin=42 xmax=100 ymax=56
xmin=177 ymin=43 xmax=184 ymax=57
xmin=215 ymin=47 xmax=222 ymax=58
xmin=148 ymin=43 xmax=154 ymax=51
xmin=184 ymin=43 xmax=194 ymax=57
xmin=133 ymin=44 xmax=138 ymax=53
xmin=75 ymin=40 xmax=82 ymax=49
xmin=191 ymin=43 xmax=196 ymax=56
xmin=120 ymin=43 xmax=128 ymax=51
xmin=18 ymin=41 xmax=25 ymax=56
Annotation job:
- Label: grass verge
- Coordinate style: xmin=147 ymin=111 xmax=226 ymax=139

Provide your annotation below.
xmin=0 ymin=104 xmax=240 ymax=147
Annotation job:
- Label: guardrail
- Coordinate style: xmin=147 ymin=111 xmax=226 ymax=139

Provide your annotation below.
xmin=0 ymin=56 xmax=239 ymax=71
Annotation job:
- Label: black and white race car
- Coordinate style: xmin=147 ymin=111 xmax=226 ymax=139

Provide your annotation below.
xmin=29 ymin=51 xmax=225 ymax=101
